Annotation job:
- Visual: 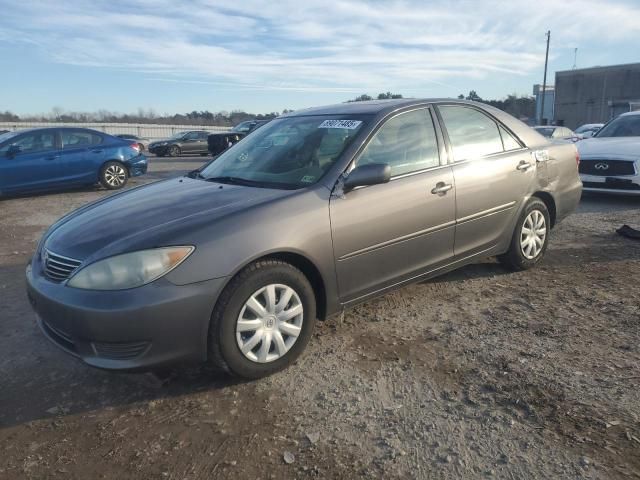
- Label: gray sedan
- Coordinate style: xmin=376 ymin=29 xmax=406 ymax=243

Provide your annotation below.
xmin=26 ymin=99 xmax=582 ymax=379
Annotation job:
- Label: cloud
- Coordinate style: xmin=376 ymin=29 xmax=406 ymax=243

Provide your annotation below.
xmin=1 ymin=0 xmax=639 ymax=95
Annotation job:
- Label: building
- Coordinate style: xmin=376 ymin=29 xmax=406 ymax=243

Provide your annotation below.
xmin=554 ymin=63 xmax=640 ymax=129
xmin=533 ymin=84 xmax=555 ymax=125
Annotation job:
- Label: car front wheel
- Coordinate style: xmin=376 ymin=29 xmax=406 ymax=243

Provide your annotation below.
xmin=208 ymin=259 xmax=316 ymax=379
xmin=99 ymin=161 xmax=129 ymax=190
xmin=499 ymin=198 xmax=550 ymax=271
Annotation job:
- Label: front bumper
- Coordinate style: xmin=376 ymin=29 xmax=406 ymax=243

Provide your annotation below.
xmin=580 ymin=173 xmax=640 ymax=195
xmin=26 ymin=260 xmax=228 ymax=370
xmin=148 ymin=145 xmax=169 ymax=155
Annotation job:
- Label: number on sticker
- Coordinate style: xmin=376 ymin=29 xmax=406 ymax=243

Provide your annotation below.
xmin=318 ymin=120 xmax=362 ymax=129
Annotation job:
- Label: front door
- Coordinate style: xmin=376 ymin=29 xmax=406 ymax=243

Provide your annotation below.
xmin=0 ymin=130 xmax=60 ymax=194
xmin=330 ymin=107 xmax=456 ymax=303
xmin=436 ymin=104 xmax=536 ymax=257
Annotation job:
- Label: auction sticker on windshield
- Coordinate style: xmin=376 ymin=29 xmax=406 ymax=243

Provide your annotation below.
xmin=318 ymin=120 xmax=362 ymax=129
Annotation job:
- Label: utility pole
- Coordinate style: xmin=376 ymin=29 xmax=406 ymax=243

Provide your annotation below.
xmin=572 ymin=47 xmax=578 ymax=69
xmin=540 ymin=30 xmax=551 ymax=125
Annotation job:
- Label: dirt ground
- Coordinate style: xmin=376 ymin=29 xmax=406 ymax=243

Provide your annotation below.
xmin=1 ymin=156 xmax=639 ymax=479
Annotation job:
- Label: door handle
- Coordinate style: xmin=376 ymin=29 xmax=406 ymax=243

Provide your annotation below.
xmin=90 ymin=149 xmax=103 ymax=153
xmin=44 ymin=155 xmax=59 ymax=161
xmin=431 ymin=182 xmax=453 ymax=195
xmin=517 ymin=161 xmax=532 ymax=171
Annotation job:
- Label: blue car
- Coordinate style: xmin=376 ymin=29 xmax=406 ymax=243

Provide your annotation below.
xmin=0 ymin=127 xmax=147 ymax=196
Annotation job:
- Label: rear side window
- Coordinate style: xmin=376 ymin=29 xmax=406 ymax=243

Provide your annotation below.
xmin=439 ymin=106 xmax=504 ymax=161
xmin=356 ymin=108 xmax=440 ymax=177
xmin=499 ymin=126 xmax=521 ymax=151
xmin=62 ymin=131 xmax=103 ymax=148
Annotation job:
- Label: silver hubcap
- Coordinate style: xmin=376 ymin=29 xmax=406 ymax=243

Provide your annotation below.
xmin=520 ymin=209 xmax=546 ymax=259
xmin=104 ymin=165 xmax=126 ymax=187
xmin=236 ymin=284 xmax=304 ymax=363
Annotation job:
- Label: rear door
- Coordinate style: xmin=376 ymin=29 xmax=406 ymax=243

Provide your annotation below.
xmin=436 ymin=104 xmax=535 ymax=258
xmin=330 ymin=107 xmax=456 ymax=303
xmin=195 ymin=131 xmax=209 ymax=153
xmin=0 ymin=130 xmax=61 ymax=194
xmin=60 ymin=129 xmax=106 ymax=184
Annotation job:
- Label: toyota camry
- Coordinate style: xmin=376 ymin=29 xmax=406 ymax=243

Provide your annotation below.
xmin=26 ymin=99 xmax=582 ymax=379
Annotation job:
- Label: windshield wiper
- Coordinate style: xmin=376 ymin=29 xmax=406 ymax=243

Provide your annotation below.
xmin=204 ymin=176 xmax=263 ymax=186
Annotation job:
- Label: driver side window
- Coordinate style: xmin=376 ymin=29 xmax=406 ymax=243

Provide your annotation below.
xmin=356 ymin=108 xmax=440 ymax=177
xmin=1 ymin=132 xmax=56 ymax=155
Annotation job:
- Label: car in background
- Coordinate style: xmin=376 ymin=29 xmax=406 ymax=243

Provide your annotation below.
xmin=148 ymin=130 xmax=210 ymax=157
xmin=207 ymin=132 xmax=245 ymax=156
xmin=533 ymin=126 xmax=579 ymax=142
xmin=0 ymin=127 xmax=147 ymax=196
xmin=26 ymin=99 xmax=581 ymax=379
xmin=116 ymin=134 xmax=149 ymax=152
xmin=577 ymin=111 xmax=640 ymax=195
xmin=231 ymin=120 xmax=271 ymax=134
xmin=575 ymin=123 xmax=603 ymax=139
xmin=0 ymin=129 xmax=9 ymax=135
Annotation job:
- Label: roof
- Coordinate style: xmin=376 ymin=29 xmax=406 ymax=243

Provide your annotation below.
xmin=556 ymin=62 xmax=640 ymax=76
xmin=283 ymin=98 xmax=466 ymax=117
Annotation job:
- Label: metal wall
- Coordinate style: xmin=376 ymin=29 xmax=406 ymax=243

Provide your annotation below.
xmin=0 ymin=122 xmax=230 ymax=141
xmin=554 ymin=63 xmax=640 ymax=129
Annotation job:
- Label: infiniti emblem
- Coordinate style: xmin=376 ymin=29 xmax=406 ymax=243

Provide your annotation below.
xmin=594 ymin=163 xmax=609 ymax=170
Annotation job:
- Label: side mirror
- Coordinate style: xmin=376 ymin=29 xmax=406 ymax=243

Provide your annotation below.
xmin=6 ymin=144 xmax=21 ymax=157
xmin=343 ymin=163 xmax=391 ymax=192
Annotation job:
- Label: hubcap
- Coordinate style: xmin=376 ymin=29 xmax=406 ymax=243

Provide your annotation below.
xmin=104 ymin=165 xmax=126 ymax=187
xmin=236 ymin=284 xmax=304 ymax=363
xmin=520 ymin=209 xmax=546 ymax=259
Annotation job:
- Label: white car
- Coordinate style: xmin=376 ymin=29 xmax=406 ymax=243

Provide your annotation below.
xmin=577 ymin=111 xmax=640 ymax=195
xmin=533 ymin=126 xmax=579 ymax=142
xmin=575 ymin=123 xmax=604 ymax=139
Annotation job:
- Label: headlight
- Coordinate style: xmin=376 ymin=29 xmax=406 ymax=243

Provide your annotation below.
xmin=67 ymin=246 xmax=194 ymax=290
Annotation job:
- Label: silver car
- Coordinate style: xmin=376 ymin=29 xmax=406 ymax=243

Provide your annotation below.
xmin=26 ymin=99 xmax=582 ymax=379
xmin=578 ymin=111 xmax=640 ymax=195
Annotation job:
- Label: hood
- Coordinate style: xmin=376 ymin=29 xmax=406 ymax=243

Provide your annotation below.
xmin=577 ymin=137 xmax=640 ymax=160
xmin=45 ymin=177 xmax=292 ymax=261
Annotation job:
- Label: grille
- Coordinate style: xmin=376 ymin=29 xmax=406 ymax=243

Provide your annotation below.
xmin=43 ymin=249 xmax=82 ymax=282
xmin=579 ymin=159 xmax=636 ymax=176
xmin=92 ymin=341 xmax=150 ymax=360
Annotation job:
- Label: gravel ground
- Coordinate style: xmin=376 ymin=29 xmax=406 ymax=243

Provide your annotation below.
xmin=0 ymin=155 xmax=639 ymax=479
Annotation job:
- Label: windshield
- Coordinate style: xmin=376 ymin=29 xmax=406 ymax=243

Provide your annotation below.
xmin=0 ymin=130 xmax=21 ymax=143
xmin=168 ymin=131 xmax=188 ymax=140
xmin=596 ymin=115 xmax=640 ymax=137
xmin=200 ymin=115 xmax=369 ymax=189
xmin=231 ymin=121 xmax=254 ymax=133
xmin=534 ymin=127 xmax=555 ymax=138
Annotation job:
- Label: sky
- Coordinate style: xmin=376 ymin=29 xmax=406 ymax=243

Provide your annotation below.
xmin=1 ymin=0 xmax=639 ymax=116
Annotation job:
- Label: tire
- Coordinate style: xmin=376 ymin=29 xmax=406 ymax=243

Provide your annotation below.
xmin=169 ymin=145 xmax=181 ymax=157
xmin=209 ymin=259 xmax=317 ymax=379
xmin=498 ymin=198 xmax=550 ymax=271
xmin=138 ymin=143 xmax=145 ymax=152
xmin=99 ymin=161 xmax=129 ymax=190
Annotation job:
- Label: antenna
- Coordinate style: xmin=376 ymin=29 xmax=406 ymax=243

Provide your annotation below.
xmin=572 ymin=48 xmax=578 ymax=69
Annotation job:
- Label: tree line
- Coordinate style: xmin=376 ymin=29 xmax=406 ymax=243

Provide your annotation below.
xmin=346 ymin=91 xmax=535 ymax=121
xmin=0 ymin=90 xmax=535 ymax=126
xmin=0 ymin=108 xmax=290 ymax=126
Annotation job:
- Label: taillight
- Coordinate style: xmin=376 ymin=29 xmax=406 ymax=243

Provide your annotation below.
xmin=130 ymin=142 xmax=140 ymax=152
xmin=575 ymin=149 xmax=580 ymax=166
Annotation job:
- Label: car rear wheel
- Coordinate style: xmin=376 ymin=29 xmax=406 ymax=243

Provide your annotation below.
xmin=138 ymin=143 xmax=145 ymax=152
xmin=169 ymin=145 xmax=181 ymax=157
xmin=208 ymin=259 xmax=316 ymax=379
xmin=99 ymin=161 xmax=129 ymax=190
xmin=498 ymin=198 xmax=550 ymax=271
